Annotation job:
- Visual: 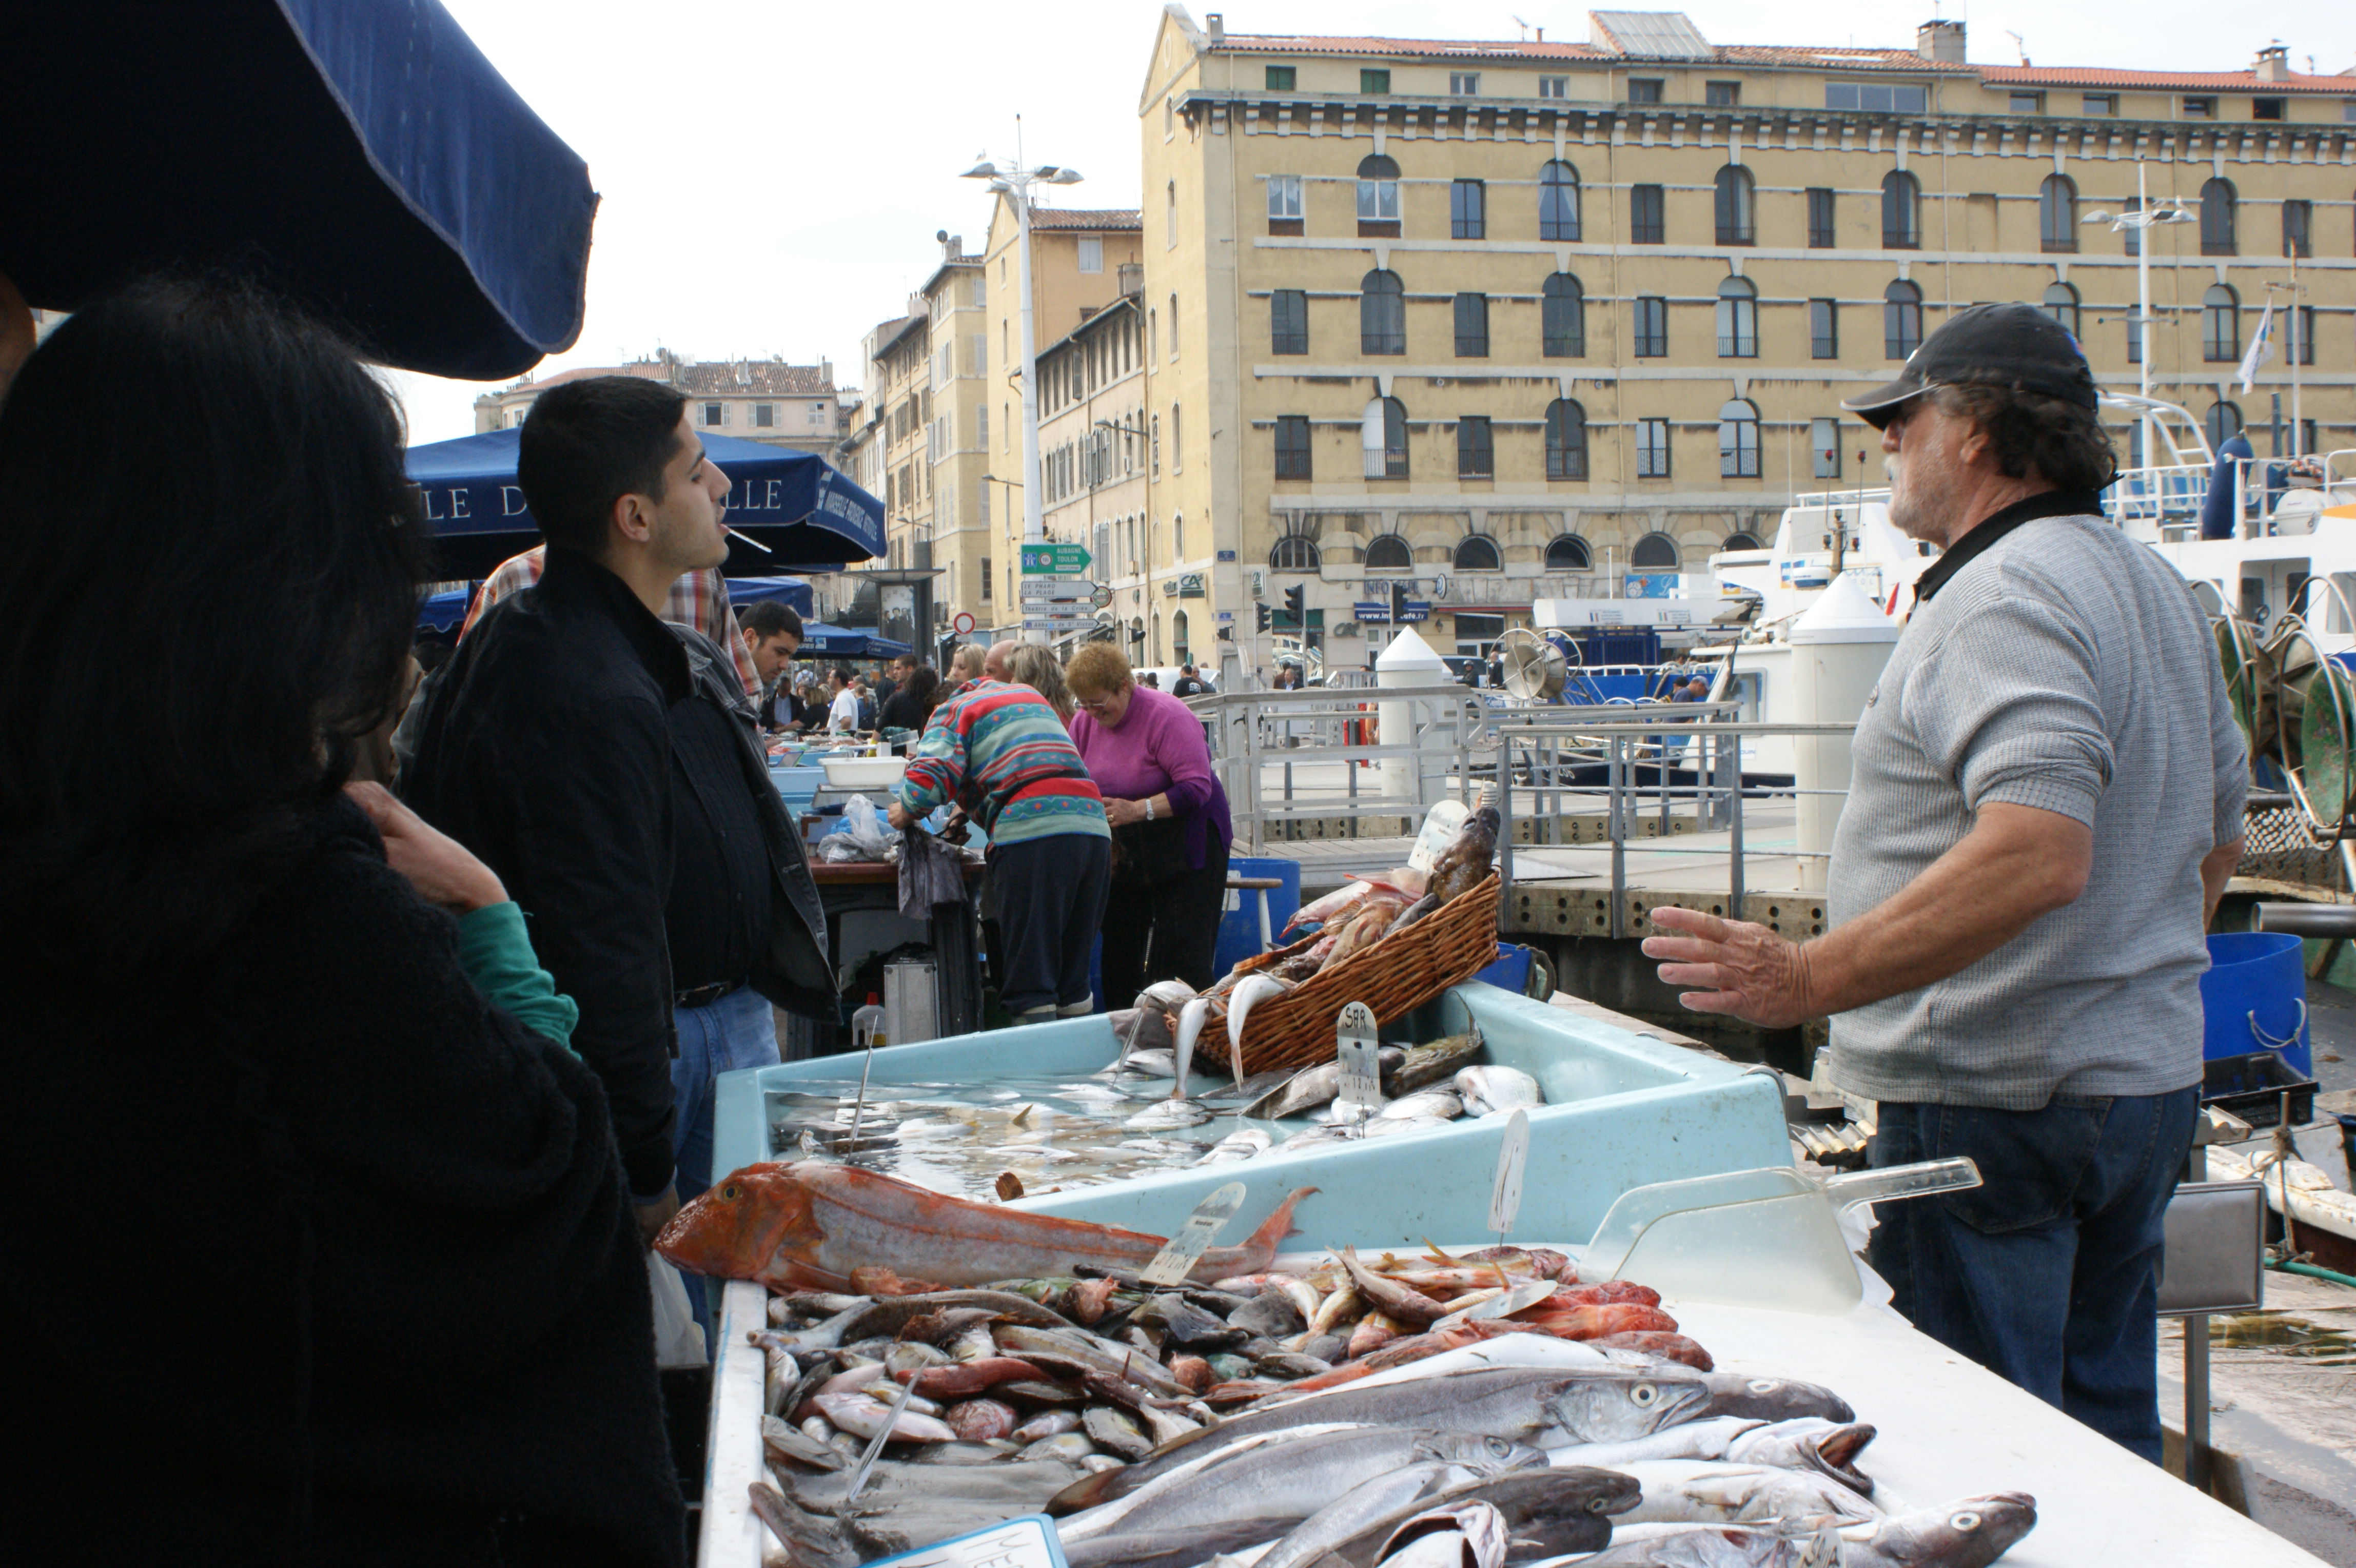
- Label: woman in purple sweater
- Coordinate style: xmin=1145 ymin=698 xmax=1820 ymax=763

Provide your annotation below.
xmin=1065 ymin=643 xmax=1235 ymax=1003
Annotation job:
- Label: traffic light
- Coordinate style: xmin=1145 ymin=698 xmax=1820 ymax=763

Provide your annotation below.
xmin=1256 ymin=602 xmax=1272 ymax=633
xmin=1389 ymin=581 xmax=1409 ymax=623
xmin=1284 ymin=584 xmax=1306 ymax=624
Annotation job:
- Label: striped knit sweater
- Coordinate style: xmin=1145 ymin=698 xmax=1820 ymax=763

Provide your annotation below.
xmin=896 ymin=680 xmax=1109 ymax=846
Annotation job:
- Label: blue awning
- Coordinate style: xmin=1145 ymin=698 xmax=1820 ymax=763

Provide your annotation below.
xmin=799 ymin=622 xmax=911 ymax=660
xmin=0 ymin=0 xmax=596 ymax=379
xmin=406 ymin=428 xmax=884 ymax=578
xmin=725 ymin=576 xmax=815 ymax=616
xmin=417 ymin=584 xmax=471 ymax=635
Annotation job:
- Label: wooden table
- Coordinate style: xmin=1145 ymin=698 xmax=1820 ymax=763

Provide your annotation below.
xmin=799 ymin=858 xmax=986 ymax=1049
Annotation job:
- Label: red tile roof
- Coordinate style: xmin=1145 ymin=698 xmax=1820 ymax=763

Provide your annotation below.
xmin=1026 ymin=207 xmax=1143 ymax=231
xmin=1979 ymin=65 xmax=2352 ymax=93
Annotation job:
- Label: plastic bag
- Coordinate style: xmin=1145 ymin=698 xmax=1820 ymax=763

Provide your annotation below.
xmin=647 ymin=1249 xmax=708 ymax=1369
xmin=898 ymin=825 xmax=968 ymax=918
xmin=818 ymin=794 xmax=898 ymax=863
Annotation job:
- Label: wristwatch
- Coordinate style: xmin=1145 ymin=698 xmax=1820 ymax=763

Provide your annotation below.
xmin=1143 ymin=799 xmax=1155 ymax=821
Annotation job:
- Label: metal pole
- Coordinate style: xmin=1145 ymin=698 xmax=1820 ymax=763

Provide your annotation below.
xmin=1609 ymin=736 xmax=1627 ymax=940
xmin=2136 ymin=164 xmax=2153 ymax=476
xmin=1729 ymin=747 xmax=1746 ymax=910
xmin=1499 ymin=734 xmax=1515 ymax=927
xmin=1013 ymin=175 xmax=1047 ymax=645
xmin=2184 ymin=1141 xmax=2210 ymax=1493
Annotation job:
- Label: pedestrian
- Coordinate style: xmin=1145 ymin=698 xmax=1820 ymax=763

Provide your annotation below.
xmin=0 ymin=277 xmax=684 ymax=1563
xmin=878 ymin=664 xmax=939 ymax=733
xmin=889 ymin=640 xmax=1110 ymax=1022
xmin=460 ymin=541 xmax=763 ymax=698
xmin=1065 ymin=643 xmax=1235 ymax=1003
xmin=1002 ymin=642 xmax=1076 ymax=723
xmin=949 ymin=642 xmax=987 ymax=688
xmin=739 ymin=600 xmax=803 ymax=732
xmin=1141 ymin=671 xmax=1160 ymax=690
xmin=826 ymin=665 xmax=861 ymax=732
xmin=1171 ymin=663 xmax=1206 ymax=698
xmin=404 ymin=374 xmax=835 ymax=1314
xmin=1642 ymin=303 xmax=2246 ymax=1463
xmin=879 ymin=652 xmax=917 ymax=708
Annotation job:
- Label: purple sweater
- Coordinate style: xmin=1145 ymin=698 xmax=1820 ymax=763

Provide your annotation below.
xmin=1069 ymin=685 xmax=1234 ymax=871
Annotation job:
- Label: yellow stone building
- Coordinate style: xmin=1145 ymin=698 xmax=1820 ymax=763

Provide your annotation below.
xmin=1138 ymin=8 xmax=2356 ymax=671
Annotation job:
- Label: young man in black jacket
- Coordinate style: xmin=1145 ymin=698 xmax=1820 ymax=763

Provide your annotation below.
xmin=405 ymin=378 xmax=832 ymax=1259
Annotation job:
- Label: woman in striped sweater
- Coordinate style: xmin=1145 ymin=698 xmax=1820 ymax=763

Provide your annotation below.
xmin=888 ymin=643 xmax=1111 ymax=1021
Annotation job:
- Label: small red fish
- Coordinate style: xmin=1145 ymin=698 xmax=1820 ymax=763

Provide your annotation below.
xmin=1589 ymin=1331 xmax=1714 ymax=1371
xmin=893 ymin=1357 xmax=1043 ymax=1399
xmin=1488 ymin=1303 xmax=1678 ymax=1340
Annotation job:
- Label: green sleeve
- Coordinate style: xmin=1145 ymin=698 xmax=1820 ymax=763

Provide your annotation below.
xmin=456 ymin=901 xmax=581 ymax=1053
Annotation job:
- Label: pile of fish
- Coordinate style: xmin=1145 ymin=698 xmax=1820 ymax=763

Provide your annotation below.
xmin=656 ymin=1169 xmax=2039 ymax=1568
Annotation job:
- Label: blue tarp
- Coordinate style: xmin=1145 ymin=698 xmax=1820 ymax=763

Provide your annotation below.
xmin=799 ymin=622 xmax=911 ymax=660
xmin=1 ymin=0 xmax=596 ymax=379
xmin=406 ymin=428 xmax=885 ymax=578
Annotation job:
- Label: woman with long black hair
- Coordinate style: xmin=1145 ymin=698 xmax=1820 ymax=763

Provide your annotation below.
xmin=0 ymin=279 xmax=683 ymax=1566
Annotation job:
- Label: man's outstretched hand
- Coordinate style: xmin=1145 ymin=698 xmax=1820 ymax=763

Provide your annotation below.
xmin=1641 ymin=906 xmax=1818 ymax=1029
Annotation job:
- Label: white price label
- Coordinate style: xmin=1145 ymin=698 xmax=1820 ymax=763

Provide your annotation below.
xmin=1138 ymin=1182 xmax=1248 ymax=1287
xmin=1486 ymin=1108 xmax=1531 ymax=1236
xmin=862 ymin=1514 xmax=1069 ymax=1568
xmin=1334 ymin=1002 xmax=1383 ymax=1115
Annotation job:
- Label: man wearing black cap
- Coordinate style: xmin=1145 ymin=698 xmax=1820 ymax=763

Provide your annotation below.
xmin=1642 ymin=305 xmax=2247 ymax=1461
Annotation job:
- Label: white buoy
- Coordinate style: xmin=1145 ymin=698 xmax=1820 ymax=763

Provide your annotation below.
xmin=1375 ymin=625 xmax=1449 ymax=813
xmin=1786 ymin=573 xmax=1898 ymax=892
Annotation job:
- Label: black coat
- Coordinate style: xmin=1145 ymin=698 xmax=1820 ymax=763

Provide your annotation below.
xmin=403 ymin=548 xmax=830 ymax=1198
xmin=0 ymin=797 xmax=684 ymax=1566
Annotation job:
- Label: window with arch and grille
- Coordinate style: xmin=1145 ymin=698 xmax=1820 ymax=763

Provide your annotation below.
xmin=1631 ymin=533 xmax=1680 ymax=570
xmin=2203 ymin=284 xmax=2240 ymax=362
xmin=1273 ymin=416 xmax=1312 ymax=481
xmin=1269 ymin=535 xmax=1321 ymax=572
xmin=1714 ymin=166 xmax=1756 ymax=245
xmin=1545 ymin=399 xmax=1589 ymax=480
xmin=1363 ymin=397 xmax=1408 ymax=479
xmin=1881 ymin=171 xmax=1921 ymax=249
xmin=1544 ymin=535 xmax=1593 ymax=571
xmin=1361 ymin=270 xmax=1405 ymax=355
xmin=2042 ymin=282 xmax=2080 ymax=338
xmin=1884 ymin=280 xmax=1923 ymax=359
xmin=1363 ymin=533 xmax=1413 ymax=571
xmin=1357 ymin=154 xmax=1401 ymax=234
xmin=2200 ymin=178 xmax=2236 ymax=256
xmin=1457 ymin=416 xmax=1494 ymax=478
xmin=2039 ymin=175 xmax=2078 ymax=253
xmin=1539 ymin=161 xmax=1581 ymax=242
xmin=1723 ymin=532 xmax=1762 ymax=551
xmin=1542 ymin=274 xmax=1585 ymax=357
xmin=1718 ymin=399 xmax=1761 ymax=478
xmin=1454 ymin=535 xmax=1502 ymax=572
xmin=1716 ymin=277 xmax=1758 ymax=358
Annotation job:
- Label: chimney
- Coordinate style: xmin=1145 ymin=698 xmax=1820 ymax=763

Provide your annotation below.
xmin=1206 ymin=13 xmax=1224 ymax=41
xmin=2253 ymin=43 xmax=2290 ymax=83
xmin=1916 ymin=20 xmax=1966 ymax=63
xmin=820 ymin=359 xmax=833 ymax=385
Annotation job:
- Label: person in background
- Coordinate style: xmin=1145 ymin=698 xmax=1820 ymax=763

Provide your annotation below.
xmin=404 ymin=375 xmax=834 ymax=1302
xmin=878 ymin=664 xmax=939 ymax=733
xmin=948 ymin=642 xmax=987 ymax=689
xmin=853 ymin=672 xmax=879 ymax=730
xmin=1065 ymin=643 xmax=1235 ymax=1004
xmin=826 ymin=665 xmax=861 ymax=733
xmin=1002 ymin=643 xmax=1076 ymax=724
xmin=1141 ymin=671 xmax=1160 ymax=690
xmin=889 ymin=640 xmax=1110 ymax=1022
xmin=879 ymin=652 xmax=917 ymax=708
xmin=0 ymin=278 xmax=683 ymax=1564
xmin=1170 ymin=663 xmax=1207 ymax=699
xmin=738 ymin=600 xmax=803 ymax=731
xmin=460 ymin=541 xmax=762 ymax=699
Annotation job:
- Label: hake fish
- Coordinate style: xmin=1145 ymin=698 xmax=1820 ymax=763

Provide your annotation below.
xmin=654 ymin=1159 xmax=1316 ymax=1291
xmin=1614 ymin=1460 xmax=1879 ymax=1526
xmin=1453 ymin=1065 xmax=1544 ymax=1116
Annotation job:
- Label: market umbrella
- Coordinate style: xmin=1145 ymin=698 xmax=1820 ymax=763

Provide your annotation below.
xmin=799 ymin=622 xmax=910 ymax=660
xmin=725 ymin=576 xmax=816 ymax=617
xmin=405 ymin=428 xmax=885 ymax=577
xmin=2 ymin=0 xmax=595 ymax=379
xmin=416 ymin=584 xmax=472 ymax=636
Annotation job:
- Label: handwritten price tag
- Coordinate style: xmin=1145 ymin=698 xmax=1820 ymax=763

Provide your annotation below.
xmin=1139 ymin=1182 xmax=1248 ymax=1287
xmin=1335 ymin=1002 xmax=1384 ymax=1119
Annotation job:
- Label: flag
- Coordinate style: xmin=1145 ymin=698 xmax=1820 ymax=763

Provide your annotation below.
xmin=2237 ymin=300 xmax=2275 ymax=394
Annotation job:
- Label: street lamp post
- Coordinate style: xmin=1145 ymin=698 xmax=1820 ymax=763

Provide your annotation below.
xmin=963 ymin=151 xmax=1083 ymax=644
xmin=2084 ymin=165 xmax=2193 ymax=473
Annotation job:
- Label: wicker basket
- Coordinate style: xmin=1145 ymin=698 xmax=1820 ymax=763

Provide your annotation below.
xmin=1232 ymin=873 xmax=1502 ymax=1076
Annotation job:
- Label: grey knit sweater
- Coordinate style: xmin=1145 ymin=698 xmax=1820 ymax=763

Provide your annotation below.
xmin=1825 ymin=512 xmax=2247 ymax=1110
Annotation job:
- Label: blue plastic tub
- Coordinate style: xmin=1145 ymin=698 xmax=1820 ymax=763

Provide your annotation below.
xmin=714 ymin=981 xmax=1790 ymax=1252
xmin=1214 ymin=855 xmax=1303 ymax=976
xmin=2202 ymin=931 xmax=2312 ymax=1079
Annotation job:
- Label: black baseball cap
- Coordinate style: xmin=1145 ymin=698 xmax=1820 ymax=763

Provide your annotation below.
xmin=1841 ymin=302 xmax=2097 ymax=428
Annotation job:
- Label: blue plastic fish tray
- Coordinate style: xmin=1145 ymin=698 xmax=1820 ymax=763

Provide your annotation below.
xmin=712 ymin=983 xmax=1789 ymax=1252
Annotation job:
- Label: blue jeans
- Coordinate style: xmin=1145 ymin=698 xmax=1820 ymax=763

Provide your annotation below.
xmin=1868 ymin=1086 xmax=2198 ymax=1462
xmin=670 ymin=985 xmax=780 ymax=1206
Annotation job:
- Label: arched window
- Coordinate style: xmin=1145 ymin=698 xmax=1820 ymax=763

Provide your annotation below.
xmin=1360 ymin=269 xmax=1405 ymax=355
xmin=1454 ymin=535 xmax=1502 ymax=572
xmin=1717 ymin=399 xmax=1761 ymax=479
xmin=1630 ymin=533 xmax=1681 ymax=570
xmin=1269 ymin=535 xmax=1321 ymax=572
xmin=1723 ymin=532 xmax=1762 ymax=551
xmin=1881 ymin=170 xmax=1920 ymax=249
xmin=1539 ymin=160 xmax=1581 ymax=242
xmin=1544 ymin=535 xmax=1593 ymax=571
xmin=1357 ymin=153 xmax=1400 ymax=229
xmin=2200 ymin=177 xmax=2237 ymax=256
xmin=2205 ymin=400 xmax=2244 ymax=453
xmin=1361 ymin=396 xmax=1408 ymax=479
xmin=1715 ymin=277 xmax=1758 ymax=358
xmin=1363 ymin=533 xmax=1413 ymax=570
xmin=2041 ymin=281 xmax=2081 ymax=338
xmin=1542 ymin=273 xmax=1586 ymax=358
xmin=1884 ymin=279 xmax=1923 ymax=360
xmin=2202 ymin=283 xmax=2240 ymax=362
xmin=1714 ymin=165 xmax=1756 ymax=246
xmin=1545 ymin=398 xmax=1589 ymax=480
xmin=2039 ymin=174 xmax=2078 ymax=253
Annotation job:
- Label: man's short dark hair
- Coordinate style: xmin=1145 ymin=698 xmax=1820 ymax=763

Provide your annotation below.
xmin=516 ymin=376 xmax=688 ymax=554
xmin=1931 ymin=380 xmax=2116 ymax=494
xmin=740 ymin=600 xmax=802 ymax=642
xmin=831 ymin=665 xmax=853 ymax=685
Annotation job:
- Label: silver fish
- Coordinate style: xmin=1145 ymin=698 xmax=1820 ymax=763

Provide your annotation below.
xmin=813 ymin=1390 xmax=957 ymax=1444
xmin=1254 ymin=1462 xmax=1498 ymax=1568
xmin=1082 ymin=1404 xmax=1156 ymax=1460
xmin=1389 ymin=1030 xmax=1484 ymax=1094
xmin=1847 ymin=1494 xmax=2037 ymax=1568
xmin=1224 ymin=974 xmax=1292 ymax=1086
xmin=1378 ymin=1503 xmax=1510 ymax=1568
xmin=1365 ymin=1114 xmax=1454 ymax=1140
xmin=1118 ymin=1049 xmax=1178 ymax=1077
xmin=1726 ymin=1419 xmax=1879 ymax=1496
xmin=1381 ymin=1089 xmax=1464 ymax=1121
xmin=1454 ymin=1065 xmax=1544 ymax=1116
xmin=1171 ymin=997 xmax=1212 ymax=1096
xmin=1011 ymin=1410 xmax=1084 ymax=1443
xmin=1614 ymin=1460 xmax=1878 ymax=1526
xmin=1126 ymin=1100 xmax=1213 ymax=1131
xmin=1019 ymin=1432 xmax=1100 ymax=1463
xmin=1700 ymin=1374 xmax=1856 ymax=1425
xmin=1196 ymin=1128 xmax=1273 ymax=1165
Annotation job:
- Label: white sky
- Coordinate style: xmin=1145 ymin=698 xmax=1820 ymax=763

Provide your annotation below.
xmin=389 ymin=0 xmax=2355 ymax=445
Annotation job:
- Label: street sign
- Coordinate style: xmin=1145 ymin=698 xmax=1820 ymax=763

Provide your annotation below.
xmin=1021 ymin=617 xmax=1096 ymax=632
xmin=1020 ymin=577 xmax=1100 ymax=601
xmin=1353 ymin=601 xmax=1434 ymax=623
xmin=952 ymin=612 xmax=976 ymax=636
xmin=1090 ymin=585 xmax=1113 ymax=609
xmin=1020 ymin=543 xmax=1091 ymax=575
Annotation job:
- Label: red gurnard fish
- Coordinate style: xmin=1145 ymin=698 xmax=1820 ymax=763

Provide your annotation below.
xmin=655 ymin=1160 xmax=1318 ymax=1292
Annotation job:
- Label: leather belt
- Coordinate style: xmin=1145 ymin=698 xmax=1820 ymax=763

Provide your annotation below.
xmin=675 ymin=978 xmax=743 ymax=1010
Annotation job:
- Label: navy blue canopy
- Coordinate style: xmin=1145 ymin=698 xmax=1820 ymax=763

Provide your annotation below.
xmin=800 ymin=623 xmax=911 ymax=660
xmin=1 ymin=0 xmax=595 ymax=379
xmin=725 ymin=577 xmax=816 ymax=616
xmin=406 ymin=428 xmax=885 ymax=578
xmin=417 ymin=585 xmax=471 ymax=635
